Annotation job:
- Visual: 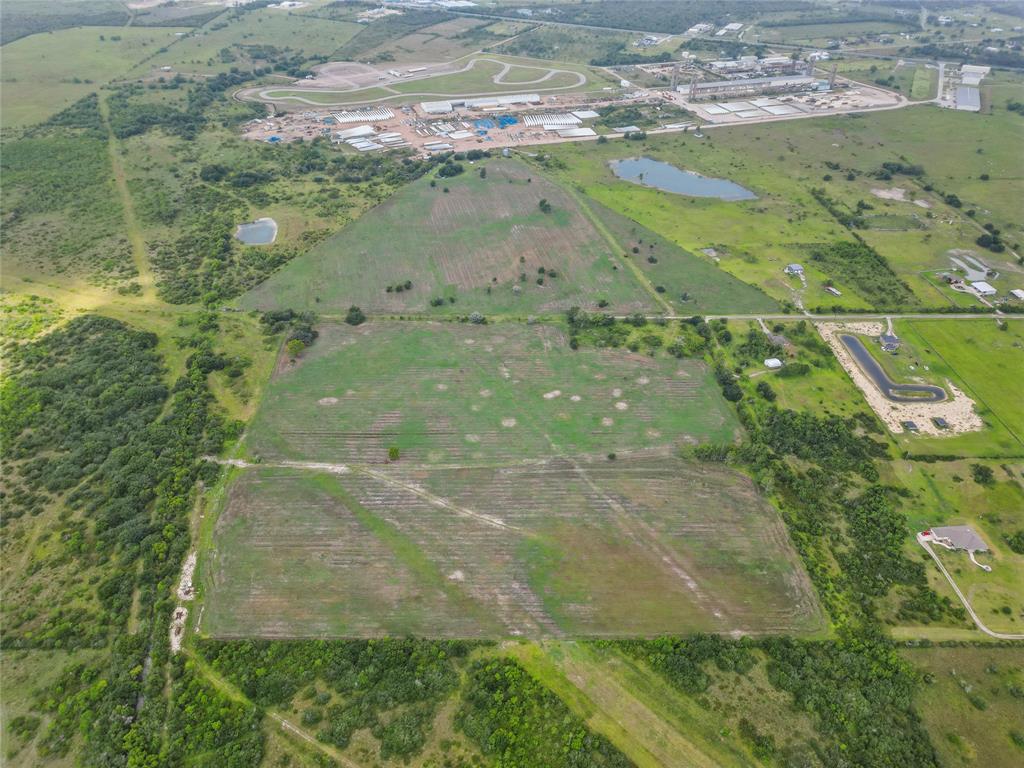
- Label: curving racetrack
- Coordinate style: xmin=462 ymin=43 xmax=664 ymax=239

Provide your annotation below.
xmin=240 ymin=56 xmax=589 ymax=107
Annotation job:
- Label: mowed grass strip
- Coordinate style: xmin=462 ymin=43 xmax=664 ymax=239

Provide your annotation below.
xmin=240 ymin=159 xmax=655 ymax=316
xmin=244 ymin=321 xmax=739 ymax=467
xmin=204 ymin=457 xmax=822 ymax=639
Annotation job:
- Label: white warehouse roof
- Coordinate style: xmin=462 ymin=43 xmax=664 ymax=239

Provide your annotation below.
xmin=421 ymin=101 xmax=453 ymax=114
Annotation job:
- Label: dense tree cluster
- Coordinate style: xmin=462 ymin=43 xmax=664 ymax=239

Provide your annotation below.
xmin=808 ymin=239 xmax=918 ymax=310
xmin=199 ymin=639 xmax=476 ymax=760
xmin=457 ymin=658 xmax=633 ymax=767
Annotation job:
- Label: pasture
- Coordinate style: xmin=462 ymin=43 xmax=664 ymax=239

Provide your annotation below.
xmin=543 ymin=103 xmax=1024 ymax=309
xmin=202 ymin=456 xmax=822 ymax=639
xmin=245 ymin=321 xmax=740 ymax=466
xmin=1 ymin=26 xmax=188 ymax=128
xmin=131 ymin=7 xmax=362 ymax=77
xmin=903 ymin=645 xmax=1024 ymax=768
xmin=242 ymin=159 xmax=655 ymax=315
xmin=894 ymin=319 xmax=1024 ymax=456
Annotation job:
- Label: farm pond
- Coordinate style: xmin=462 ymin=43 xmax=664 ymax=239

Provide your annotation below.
xmin=609 ymin=157 xmax=756 ymax=201
xmin=235 ymin=217 xmax=278 ymax=245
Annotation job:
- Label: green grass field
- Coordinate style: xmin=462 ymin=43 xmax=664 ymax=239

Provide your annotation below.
xmin=245 ymin=321 xmax=740 ymax=465
xmin=885 ymin=457 xmax=1024 ymax=635
xmin=1 ymin=26 xmax=188 ymax=128
xmin=257 ymin=54 xmax=611 ymax=106
xmin=242 ymin=159 xmax=656 ymax=316
xmin=132 ymin=7 xmax=362 ymax=77
xmin=893 ymin=319 xmax=1024 ymax=457
xmin=542 ymin=103 xmax=1024 ymax=310
xmin=903 ymin=645 xmax=1024 ymax=768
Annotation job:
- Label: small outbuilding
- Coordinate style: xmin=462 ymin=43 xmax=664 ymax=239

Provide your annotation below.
xmin=784 ymin=263 xmax=804 ymax=276
xmin=1010 ymin=288 xmax=1024 ymax=300
xmin=764 ymin=358 xmax=783 ymax=369
xmin=879 ymin=333 xmax=900 ymax=352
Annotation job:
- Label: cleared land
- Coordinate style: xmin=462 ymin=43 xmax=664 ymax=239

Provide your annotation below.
xmin=245 ymin=321 xmax=739 ymax=466
xmin=1 ymin=26 xmax=188 ymax=128
xmin=242 ymin=159 xmax=656 ymax=315
xmin=203 ymin=319 xmax=822 ymax=639
xmin=203 ymin=456 xmax=821 ymax=639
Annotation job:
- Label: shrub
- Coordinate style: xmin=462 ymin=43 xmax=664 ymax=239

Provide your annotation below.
xmin=345 ymin=306 xmax=366 ymax=326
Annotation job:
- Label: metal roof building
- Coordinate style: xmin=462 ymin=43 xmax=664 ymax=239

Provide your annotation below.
xmin=681 ymin=75 xmax=814 ymax=100
xmin=955 ymin=86 xmax=981 ymax=112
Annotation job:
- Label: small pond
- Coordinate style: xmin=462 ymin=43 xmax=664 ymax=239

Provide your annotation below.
xmin=235 ymin=217 xmax=278 ymax=245
xmin=609 ymin=157 xmax=756 ymax=201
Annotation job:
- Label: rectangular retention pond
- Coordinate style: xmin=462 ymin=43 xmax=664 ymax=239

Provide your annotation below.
xmin=610 ymin=157 xmax=756 ymax=201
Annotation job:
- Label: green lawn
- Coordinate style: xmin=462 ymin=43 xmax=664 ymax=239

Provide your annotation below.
xmin=1 ymin=26 xmax=188 ymax=128
xmin=894 ymin=319 xmax=1024 ymax=456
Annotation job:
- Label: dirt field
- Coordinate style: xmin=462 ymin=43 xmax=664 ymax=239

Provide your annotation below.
xmin=202 ymin=456 xmax=822 ymax=639
xmin=244 ymin=321 xmax=739 ymax=466
xmin=241 ymin=159 xmax=655 ymax=315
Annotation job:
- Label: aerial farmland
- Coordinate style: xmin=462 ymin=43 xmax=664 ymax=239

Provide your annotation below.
xmin=3 ymin=2 xmax=1024 ymax=767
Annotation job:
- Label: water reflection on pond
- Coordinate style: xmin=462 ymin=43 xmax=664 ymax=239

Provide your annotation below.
xmin=235 ymin=217 xmax=278 ymax=245
xmin=610 ymin=157 xmax=756 ymax=201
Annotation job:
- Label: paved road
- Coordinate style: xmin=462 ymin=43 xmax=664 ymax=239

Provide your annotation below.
xmin=917 ymin=534 xmax=1024 ymax=641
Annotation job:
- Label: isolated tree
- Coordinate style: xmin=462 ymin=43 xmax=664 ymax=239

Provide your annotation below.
xmin=345 ymin=305 xmax=365 ymax=326
xmin=479 ymin=167 xmax=487 ymax=179
xmin=970 ymin=463 xmax=995 ymax=486
xmin=538 ymin=198 xmax=552 ymax=213
xmin=285 ymin=339 xmax=306 ymax=358
xmin=388 ymin=446 xmax=400 ymax=461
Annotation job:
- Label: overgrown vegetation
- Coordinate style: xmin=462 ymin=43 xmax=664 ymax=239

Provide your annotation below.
xmin=457 ymin=658 xmax=633 ymax=767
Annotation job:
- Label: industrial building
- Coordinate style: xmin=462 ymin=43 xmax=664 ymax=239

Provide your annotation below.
xmin=955 ymin=86 xmax=981 ymax=112
xmin=707 ymin=56 xmax=804 ymax=76
xmin=971 ymin=280 xmax=996 ymax=296
xmin=419 ymin=93 xmax=541 ymax=115
xmin=329 ymin=107 xmax=394 ymax=124
xmin=681 ymin=75 xmax=816 ymax=101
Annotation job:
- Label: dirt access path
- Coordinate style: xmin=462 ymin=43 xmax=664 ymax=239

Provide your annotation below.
xmin=99 ymin=92 xmax=156 ymax=299
xmin=505 ymin=642 xmax=748 ymax=768
xmin=185 ymin=649 xmax=364 ymax=768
